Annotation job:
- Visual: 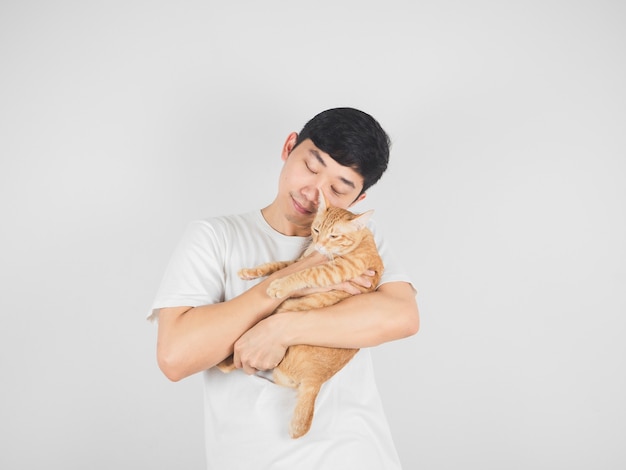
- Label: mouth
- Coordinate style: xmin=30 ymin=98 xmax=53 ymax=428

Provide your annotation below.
xmin=315 ymin=244 xmax=333 ymax=259
xmin=291 ymin=195 xmax=316 ymax=215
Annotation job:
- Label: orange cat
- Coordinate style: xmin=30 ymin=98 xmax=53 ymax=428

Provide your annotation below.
xmin=217 ymin=194 xmax=384 ymax=438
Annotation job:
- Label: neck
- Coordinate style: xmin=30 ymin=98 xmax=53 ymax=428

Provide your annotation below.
xmin=261 ymin=204 xmax=312 ymax=237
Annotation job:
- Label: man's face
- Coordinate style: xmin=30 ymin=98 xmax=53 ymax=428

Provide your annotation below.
xmin=278 ymin=135 xmax=366 ymax=230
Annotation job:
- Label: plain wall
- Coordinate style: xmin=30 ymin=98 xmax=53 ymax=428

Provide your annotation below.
xmin=1 ymin=1 xmax=625 ymax=469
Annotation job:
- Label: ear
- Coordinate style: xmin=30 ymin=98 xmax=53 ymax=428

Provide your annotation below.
xmin=281 ymin=132 xmax=299 ymax=162
xmin=348 ymin=191 xmax=367 ymax=208
xmin=350 ymin=209 xmax=374 ymax=230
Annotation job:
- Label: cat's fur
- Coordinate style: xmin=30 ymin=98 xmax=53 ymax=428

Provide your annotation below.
xmin=217 ymin=194 xmax=384 ymax=438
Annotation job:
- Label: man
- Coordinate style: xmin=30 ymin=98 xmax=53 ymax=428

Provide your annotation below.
xmin=149 ymin=108 xmax=420 ymax=469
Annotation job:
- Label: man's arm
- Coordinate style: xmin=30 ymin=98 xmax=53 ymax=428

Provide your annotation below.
xmin=287 ymin=281 xmax=420 ymax=347
xmin=155 ymin=254 xmax=328 ymax=382
xmin=231 ymin=281 xmax=419 ymax=373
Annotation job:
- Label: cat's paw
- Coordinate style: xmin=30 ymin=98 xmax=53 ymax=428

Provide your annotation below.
xmin=238 ymin=268 xmax=261 ymax=280
xmin=266 ymin=280 xmax=289 ymax=299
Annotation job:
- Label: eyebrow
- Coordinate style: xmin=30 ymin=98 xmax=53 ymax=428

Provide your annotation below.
xmin=310 ymin=149 xmax=356 ymax=189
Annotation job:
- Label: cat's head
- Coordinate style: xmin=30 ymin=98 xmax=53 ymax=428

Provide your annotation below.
xmin=310 ymin=192 xmax=374 ymax=257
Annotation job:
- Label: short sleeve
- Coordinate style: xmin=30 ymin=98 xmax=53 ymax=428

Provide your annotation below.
xmin=369 ymin=219 xmax=416 ymax=292
xmin=148 ymin=220 xmax=226 ymax=321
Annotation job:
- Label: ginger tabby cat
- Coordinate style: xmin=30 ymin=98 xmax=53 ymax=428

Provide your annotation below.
xmin=217 ymin=194 xmax=384 ymax=439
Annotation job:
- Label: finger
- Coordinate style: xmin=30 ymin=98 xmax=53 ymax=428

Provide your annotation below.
xmin=242 ymin=363 xmax=258 ymax=375
xmin=350 ymin=277 xmax=372 ymax=289
xmin=258 ymin=360 xmax=280 ymax=371
xmin=340 ymin=282 xmax=362 ymax=295
xmin=233 ymin=350 xmax=243 ymax=369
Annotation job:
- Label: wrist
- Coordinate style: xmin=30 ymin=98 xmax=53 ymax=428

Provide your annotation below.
xmin=251 ymin=277 xmax=286 ymax=315
xmin=272 ymin=311 xmax=302 ymax=348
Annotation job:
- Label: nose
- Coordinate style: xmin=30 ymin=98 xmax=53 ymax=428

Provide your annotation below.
xmin=301 ymin=186 xmax=320 ymax=206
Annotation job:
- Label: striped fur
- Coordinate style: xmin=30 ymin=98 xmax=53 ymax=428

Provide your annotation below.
xmin=218 ymin=196 xmax=384 ymax=438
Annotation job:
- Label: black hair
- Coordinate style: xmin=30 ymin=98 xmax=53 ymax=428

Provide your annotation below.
xmin=295 ymin=107 xmax=390 ymax=194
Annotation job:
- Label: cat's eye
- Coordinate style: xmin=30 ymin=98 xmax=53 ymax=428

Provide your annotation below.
xmin=312 ymin=227 xmax=319 ymax=233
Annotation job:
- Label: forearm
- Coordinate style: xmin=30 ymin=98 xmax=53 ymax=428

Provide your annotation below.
xmin=157 ymin=284 xmax=279 ymax=381
xmin=156 ymin=253 xmax=327 ymax=381
xmin=283 ymin=281 xmax=420 ymax=349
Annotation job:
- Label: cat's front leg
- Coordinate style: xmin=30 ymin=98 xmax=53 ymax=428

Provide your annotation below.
xmin=266 ymin=271 xmax=325 ymax=299
xmin=266 ymin=277 xmax=297 ymax=299
xmin=239 ymin=261 xmax=294 ymax=280
xmin=266 ymin=263 xmax=352 ymax=299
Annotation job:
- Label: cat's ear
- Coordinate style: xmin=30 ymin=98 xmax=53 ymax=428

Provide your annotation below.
xmin=350 ymin=209 xmax=374 ymax=230
xmin=317 ymin=190 xmax=329 ymax=211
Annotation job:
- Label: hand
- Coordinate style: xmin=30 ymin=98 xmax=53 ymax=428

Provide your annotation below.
xmin=233 ymin=314 xmax=291 ymax=375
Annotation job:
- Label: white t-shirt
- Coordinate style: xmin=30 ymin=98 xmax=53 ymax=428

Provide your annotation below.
xmin=150 ymin=210 xmax=412 ymax=470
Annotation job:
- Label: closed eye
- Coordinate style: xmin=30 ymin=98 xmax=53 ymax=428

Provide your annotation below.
xmin=306 ymin=163 xmax=317 ymax=174
xmin=330 ymin=186 xmax=343 ymax=196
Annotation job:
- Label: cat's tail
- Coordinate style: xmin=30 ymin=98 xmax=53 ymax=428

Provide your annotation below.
xmin=290 ymin=383 xmax=322 ymax=439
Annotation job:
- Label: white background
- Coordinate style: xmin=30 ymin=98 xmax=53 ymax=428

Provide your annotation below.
xmin=1 ymin=1 xmax=625 ymax=469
